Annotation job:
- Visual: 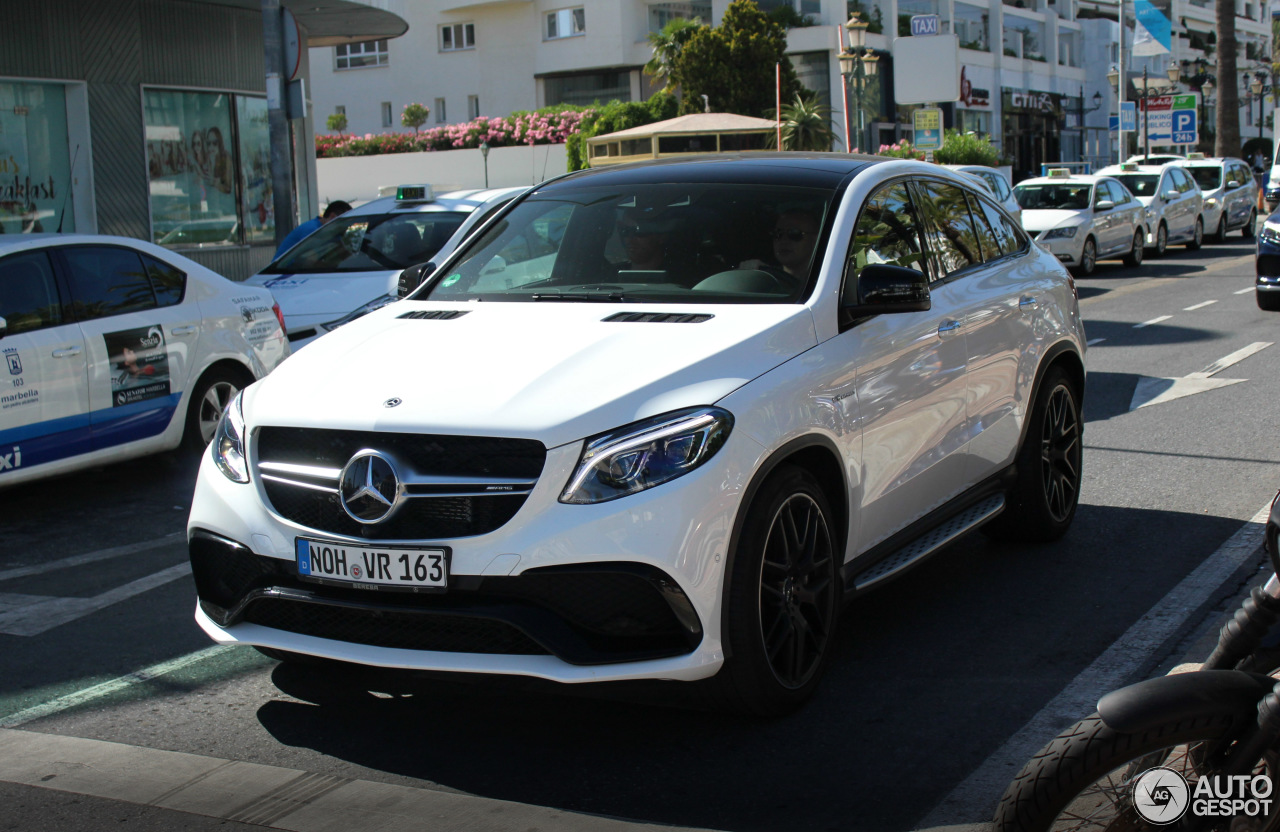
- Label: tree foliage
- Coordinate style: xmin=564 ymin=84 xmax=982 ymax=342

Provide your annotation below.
xmin=325 ymin=112 xmax=348 ymax=135
xmin=565 ymin=92 xmax=680 ymax=171
xmin=644 ymin=17 xmax=705 ymax=94
xmin=668 ymin=0 xmax=802 ymax=118
xmin=933 ymin=129 xmax=1001 ymax=165
xmin=401 ymin=102 xmax=430 ymax=134
xmin=767 ymin=93 xmax=835 ymax=151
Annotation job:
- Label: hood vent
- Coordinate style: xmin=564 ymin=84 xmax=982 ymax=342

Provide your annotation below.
xmin=603 ymin=312 xmax=713 ymax=324
xmin=398 ymin=310 xmax=470 ymax=321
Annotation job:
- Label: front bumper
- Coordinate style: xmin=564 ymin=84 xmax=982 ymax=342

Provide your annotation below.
xmin=1033 ymin=233 xmax=1084 ymax=264
xmin=187 ymin=425 xmax=765 ymax=683
xmin=1257 ymin=235 xmax=1280 ymax=281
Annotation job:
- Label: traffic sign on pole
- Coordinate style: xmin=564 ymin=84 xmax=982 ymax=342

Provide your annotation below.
xmin=1137 ymin=93 xmax=1198 ymax=147
xmin=913 ymin=108 xmax=943 ymax=150
xmin=910 ymin=14 xmax=940 ymax=35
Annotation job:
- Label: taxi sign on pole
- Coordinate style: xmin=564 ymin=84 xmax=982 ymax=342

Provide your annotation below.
xmin=913 ymin=108 xmax=943 ymax=150
xmin=910 ymin=14 xmax=940 ymax=35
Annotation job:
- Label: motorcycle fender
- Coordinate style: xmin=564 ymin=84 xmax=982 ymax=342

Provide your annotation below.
xmin=1098 ymin=670 xmax=1274 ymax=735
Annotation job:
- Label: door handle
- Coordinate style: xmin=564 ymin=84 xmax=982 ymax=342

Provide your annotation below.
xmin=937 ymin=320 xmax=962 ymax=335
xmin=1019 ymin=295 xmax=1038 ymax=308
xmin=171 ymin=326 xmax=197 ymax=336
xmin=52 ymin=346 xmax=82 ymax=358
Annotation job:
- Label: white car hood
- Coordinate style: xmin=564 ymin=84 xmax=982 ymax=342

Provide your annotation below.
xmin=1021 ymin=209 xmax=1086 ymax=234
xmin=245 ymin=301 xmax=818 ymax=449
xmin=244 ymin=271 xmax=398 ymax=328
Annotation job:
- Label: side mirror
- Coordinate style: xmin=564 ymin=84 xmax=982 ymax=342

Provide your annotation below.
xmin=397 ymin=261 xmax=437 ymax=298
xmin=1227 ymin=180 xmax=1241 ymax=189
xmin=1095 ymin=200 xmax=1115 ymax=211
xmin=842 ymin=263 xmax=931 ymax=315
xmin=1162 ymin=190 xmax=1180 ymax=201
xmin=0 ymin=316 xmax=6 ymax=340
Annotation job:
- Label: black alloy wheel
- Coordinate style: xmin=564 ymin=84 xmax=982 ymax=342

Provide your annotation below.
xmin=1122 ymin=230 xmax=1143 ymax=267
xmin=713 ymin=464 xmax=840 ymax=715
xmin=1039 ymin=382 xmax=1082 ymax=525
xmin=1244 ymin=208 xmax=1258 ymax=239
xmin=1186 ymin=216 xmax=1203 ymax=250
xmin=1075 ymin=237 xmax=1096 ymax=276
xmin=1152 ymin=222 xmax=1168 ymax=256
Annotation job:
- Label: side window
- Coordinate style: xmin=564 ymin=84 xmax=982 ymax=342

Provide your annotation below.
xmin=976 ymin=197 xmax=1026 ymax=257
xmin=915 ymin=181 xmax=984 ymax=278
xmin=844 ymin=181 xmax=927 ymax=282
xmin=61 ymin=246 xmax=157 ymax=321
xmin=1093 ymin=184 xmax=1109 ymax=207
xmin=1173 ymin=169 xmax=1193 ymax=194
xmin=964 ymin=191 xmax=1001 ymax=261
xmin=142 ymin=255 xmax=186 ymax=307
xmin=0 ymin=251 xmax=63 ymax=335
xmin=1104 ymin=181 xmax=1126 ymax=205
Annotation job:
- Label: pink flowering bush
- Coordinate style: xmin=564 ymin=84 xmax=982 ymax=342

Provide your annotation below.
xmin=876 ymin=139 xmax=927 ymax=161
xmin=316 ymin=106 xmax=595 ymax=158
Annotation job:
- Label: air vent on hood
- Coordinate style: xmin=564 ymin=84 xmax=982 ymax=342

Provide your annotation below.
xmin=603 ymin=312 xmax=713 ymax=324
xmin=398 ymin=310 xmax=471 ymax=320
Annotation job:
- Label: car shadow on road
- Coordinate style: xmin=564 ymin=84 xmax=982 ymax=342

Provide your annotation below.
xmin=252 ymin=502 xmax=1256 ymax=832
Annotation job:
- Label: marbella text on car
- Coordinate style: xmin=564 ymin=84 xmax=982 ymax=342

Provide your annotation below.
xmin=188 ymin=153 xmax=1087 ymax=714
xmin=0 ymin=235 xmax=288 ymax=487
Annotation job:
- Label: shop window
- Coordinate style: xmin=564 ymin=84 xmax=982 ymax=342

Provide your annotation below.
xmin=0 ymin=81 xmax=74 ymax=234
xmin=235 ymin=96 xmax=273 ymax=247
xmin=440 ymin=23 xmax=475 ymax=51
xmin=544 ymin=71 xmax=629 ymax=106
xmin=545 ymin=7 xmax=586 ymax=39
xmin=648 ymin=2 xmax=711 ymax=32
xmin=335 ymin=40 xmax=388 ymax=70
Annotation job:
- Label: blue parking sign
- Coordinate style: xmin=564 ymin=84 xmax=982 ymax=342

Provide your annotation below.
xmin=1171 ymin=109 xmax=1197 ymax=145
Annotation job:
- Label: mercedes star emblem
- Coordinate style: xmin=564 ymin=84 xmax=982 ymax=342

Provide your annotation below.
xmin=338 ymin=451 xmax=400 ymax=523
xmin=384 ymin=397 xmax=402 ymax=408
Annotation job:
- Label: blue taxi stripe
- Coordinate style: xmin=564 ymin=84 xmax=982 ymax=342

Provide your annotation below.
xmin=0 ymin=393 xmax=183 ymax=463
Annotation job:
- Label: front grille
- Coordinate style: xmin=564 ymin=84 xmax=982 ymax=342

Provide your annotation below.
xmin=243 ymin=598 xmax=548 ymax=655
xmin=189 ymin=530 xmax=701 ymax=665
xmin=255 ymin=428 xmax=545 ymax=540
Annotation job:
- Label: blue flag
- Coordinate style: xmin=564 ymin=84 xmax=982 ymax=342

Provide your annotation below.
xmin=1132 ymin=0 xmax=1172 ymax=55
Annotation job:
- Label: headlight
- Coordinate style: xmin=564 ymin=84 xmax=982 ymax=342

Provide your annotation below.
xmin=1261 ymin=223 xmax=1280 ymax=245
xmin=1205 ymin=197 xmax=1219 ymax=206
xmin=1042 ymin=227 xmax=1078 ymax=239
xmin=560 ymin=407 xmax=733 ymax=504
xmin=319 ymin=294 xmax=399 ymax=333
xmin=212 ymin=391 xmax=249 ymax=483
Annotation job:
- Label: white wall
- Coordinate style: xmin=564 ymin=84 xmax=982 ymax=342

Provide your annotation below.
xmin=316 ymin=143 xmax=570 ymax=205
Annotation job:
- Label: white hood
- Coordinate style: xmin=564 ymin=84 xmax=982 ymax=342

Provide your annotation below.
xmin=1021 ymin=209 xmax=1086 ymax=234
xmin=245 ymin=301 xmax=818 ymax=448
xmin=244 ymin=271 xmax=398 ymax=330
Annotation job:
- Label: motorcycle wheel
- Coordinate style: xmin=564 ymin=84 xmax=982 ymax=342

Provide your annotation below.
xmin=993 ymin=712 xmax=1280 ymax=832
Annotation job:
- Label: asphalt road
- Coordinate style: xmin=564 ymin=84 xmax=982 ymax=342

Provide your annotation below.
xmin=1 ymin=233 xmax=1277 ymax=832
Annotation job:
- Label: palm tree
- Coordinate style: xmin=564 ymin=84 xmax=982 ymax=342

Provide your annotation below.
xmin=767 ymin=93 xmax=837 ymax=151
xmin=1215 ymin=0 xmax=1240 ymax=156
xmin=644 ymin=17 xmax=704 ymax=95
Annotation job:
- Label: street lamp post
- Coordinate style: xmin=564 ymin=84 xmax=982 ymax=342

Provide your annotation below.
xmin=1076 ymin=87 xmax=1102 ymax=167
xmin=1250 ymin=71 xmax=1269 ymax=153
xmin=839 ymin=14 xmax=879 ymax=154
xmin=479 ymin=140 xmax=490 ymax=188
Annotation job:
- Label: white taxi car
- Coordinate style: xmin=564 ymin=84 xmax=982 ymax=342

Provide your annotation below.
xmin=1171 ymin=154 xmax=1259 ymax=242
xmin=1013 ymin=170 xmax=1147 ymax=275
xmin=246 ymin=186 xmax=526 ymax=348
xmin=188 ymin=155 xmax=1086 ymax=715
xmin=0 ymin=235 xmax=288 ymax=487
xmin=1095 ymin=162 xmax=1205 ymax=255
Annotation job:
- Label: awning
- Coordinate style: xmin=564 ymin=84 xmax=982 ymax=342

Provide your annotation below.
xmin=187 ymin=0 xmax=409 ymax=46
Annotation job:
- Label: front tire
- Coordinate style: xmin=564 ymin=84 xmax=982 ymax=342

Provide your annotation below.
xmin=993 ymin=712 xmax=1272 ymax=832
xmin=1214 ymin=214 xmax=1229 ymax=243
xmin=1073 ymin=237 xmax=1097 ymax=276
xmin=183 ymin=367 xmax=246 ymax=452
xmin=1149 ymin=222 xmax=1168 ymax=256
xmin=1186 ymin=216 xmax=1203 ymax=250
xmin=714 ymin=465 xmax=840 ymax=716
xmin=984 ymin=367 xmax=1082 ymax=542
xmin=1122 ymin=230 xmax=1144 ymax=267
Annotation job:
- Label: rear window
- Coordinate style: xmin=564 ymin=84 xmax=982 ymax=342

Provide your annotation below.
xmin=264 ymin=211 xmax=468 ymax=273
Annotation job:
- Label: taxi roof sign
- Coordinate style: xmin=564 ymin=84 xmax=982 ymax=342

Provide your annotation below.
xmin=1047 ymin=168 xmax=1071 ymax=177
xmin=1119 ymin=162 xmax=1139 ymax=171
xmin=396 ymin=184 xmax=434 ymax=202
xmin=1187 ymin=152 xmax=1206 ymax=160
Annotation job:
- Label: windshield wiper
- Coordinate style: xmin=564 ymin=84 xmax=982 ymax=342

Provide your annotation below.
xmin=530 ymin=292 xmax=629 ymax=302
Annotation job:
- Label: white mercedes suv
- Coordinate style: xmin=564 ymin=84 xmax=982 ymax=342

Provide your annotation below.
xmin=188 ymin=155 xmax=1086 ymax=714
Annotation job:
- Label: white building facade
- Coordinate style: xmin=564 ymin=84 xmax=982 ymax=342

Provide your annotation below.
xmin=308 ymin=0 xmax=1269 ymax=180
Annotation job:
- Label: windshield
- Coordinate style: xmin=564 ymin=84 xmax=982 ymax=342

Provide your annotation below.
xmin=1013 ymin=184 xmax=1093 ymax=210
xmin=1185 ymin=166 xmax=1222 ymax=190
xmin=424 ymin=183 xmax=835 ymax=304
xmin=1109 ymin=174 xmax=1160 ymax=198
xmin=264 ymin=211 xmax=467 ymax=274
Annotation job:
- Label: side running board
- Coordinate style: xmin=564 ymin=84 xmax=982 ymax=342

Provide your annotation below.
xmin=851 ymin=494 xmax=1005 ymax=591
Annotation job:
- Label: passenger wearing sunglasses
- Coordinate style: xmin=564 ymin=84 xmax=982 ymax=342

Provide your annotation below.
xmin=740 ymin=209 xmax=821 ymax=282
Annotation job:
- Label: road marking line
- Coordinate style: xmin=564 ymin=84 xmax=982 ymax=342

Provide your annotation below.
xmin=1087 ymin=338 xmax=1107 ymax=346
xmin=0 ymin=533 xmax=184 ymax=583
xmin=1188 ymin=342 xmax=1273 ymax=379
xmin=0 ymin=644 xmax=231 ymax=729
xmin=915 ymin=502 xmax=1272 ymax=828
xmin=1237 ymin=288 xmax=1256 ymax=295
xmin=1183 ymin=300 xmax=1218 ymax=311
xmin=0 ymin=563 xmax=192 ymax=637
xmin=1135 ymin=315 xmax=1172 ymax=328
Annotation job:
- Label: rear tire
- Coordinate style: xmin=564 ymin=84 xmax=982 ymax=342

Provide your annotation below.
xmin=711 ymin=464 xmax=840 ymax=716
xmin=183 ymin=367 xmax=247 ymax=453
xmin=1245 ymin=208 xmax=1258 ymax=239
xmin=1122 ymin=230 xmax=1144 ymax=267
xmin=984 ymin=367 xmax=1082 ymax=543
xmin=1186 ymin=216 xmax=1203 ymax=250
xmin=1214 ymin=214 xmax=1229 ymax=243
xmin=993 ymin=712 xmax=1261 ymax=832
